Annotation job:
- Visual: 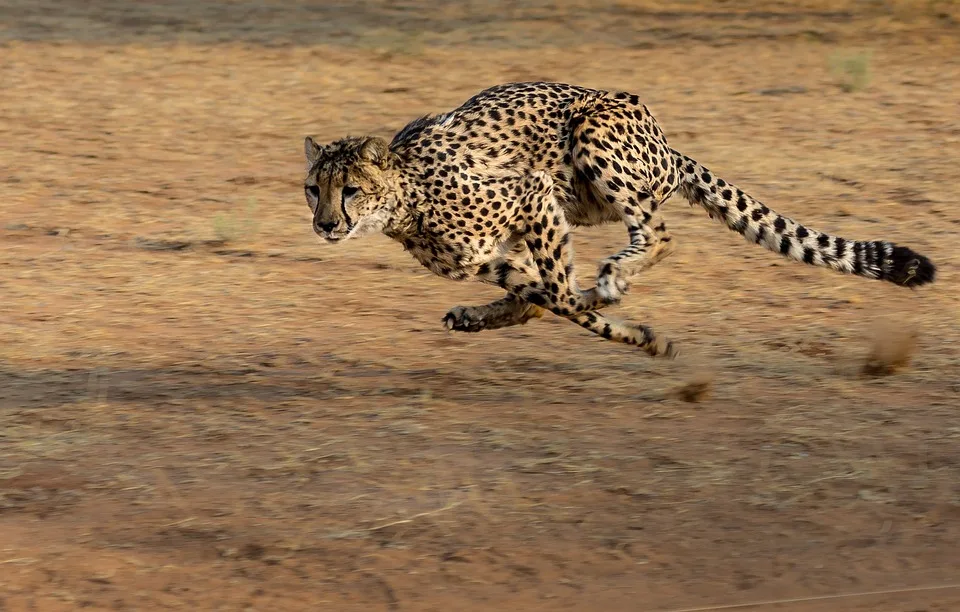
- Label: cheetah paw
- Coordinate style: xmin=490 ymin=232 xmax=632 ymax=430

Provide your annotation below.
xmin=442 ymin=306 xmax=488 ymax=333
xmin=596 ymin=261 xmax=629 ymax=303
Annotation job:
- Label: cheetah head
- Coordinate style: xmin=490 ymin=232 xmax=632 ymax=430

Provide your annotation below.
xmin=303 ymin=135 xmax=398 ymax=242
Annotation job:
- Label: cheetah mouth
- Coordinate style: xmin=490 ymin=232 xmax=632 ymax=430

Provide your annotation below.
xmin=314 ymin=226 xmax=351 ymax=242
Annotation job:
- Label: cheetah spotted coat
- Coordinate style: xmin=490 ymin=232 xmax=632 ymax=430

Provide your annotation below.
xmin=303 ymin=82 xmax=936 ymax=358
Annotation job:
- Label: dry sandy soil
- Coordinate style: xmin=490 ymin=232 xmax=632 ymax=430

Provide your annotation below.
xmin=1 ymin=1 xmax=960 ymax=610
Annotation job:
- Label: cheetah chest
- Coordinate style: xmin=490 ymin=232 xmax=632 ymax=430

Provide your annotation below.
xmin=397 ymin=214 xmax=516 ymax=281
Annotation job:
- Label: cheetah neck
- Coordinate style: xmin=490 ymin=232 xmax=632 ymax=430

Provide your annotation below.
xmin=380 ymin=167 xmax=426 ymax=241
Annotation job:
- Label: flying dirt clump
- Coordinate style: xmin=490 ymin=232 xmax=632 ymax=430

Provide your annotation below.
xmin=667 ymin=356 xmax=715 ymax=403
xmin=862 ymin=322 xmax=918 ymax=376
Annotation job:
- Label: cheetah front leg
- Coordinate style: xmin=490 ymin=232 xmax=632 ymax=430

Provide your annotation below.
xmin=451 ymin=171 xmax=611 ymax=319
xmin=443 ymin=243 xmax=545 ymax=332
xmin=507 ymin=172 xmax=616 ymax=317
xmin=442 ymin=294 xmax=545 ymax=332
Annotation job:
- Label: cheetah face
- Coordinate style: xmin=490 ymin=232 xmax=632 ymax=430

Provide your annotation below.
xmin=303 ymin=136 xmax=394 ymax=243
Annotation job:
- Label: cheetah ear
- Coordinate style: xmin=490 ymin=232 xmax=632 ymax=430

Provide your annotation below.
xmin=304 ymin=136 xmax=322 ymax=170
xmin=358 ymin=136 xmax=390 ymax=168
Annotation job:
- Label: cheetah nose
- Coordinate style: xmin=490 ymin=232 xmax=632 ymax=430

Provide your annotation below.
xmin=315 ymin=220 xmax=337 ymax=234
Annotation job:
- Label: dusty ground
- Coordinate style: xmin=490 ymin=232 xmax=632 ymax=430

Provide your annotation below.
xmin=1 ymin=1 xmax=960 ymax=610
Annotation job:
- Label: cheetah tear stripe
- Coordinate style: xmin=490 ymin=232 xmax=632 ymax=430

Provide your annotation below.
xmin=672 ymin=150 xmax=936 ymax=288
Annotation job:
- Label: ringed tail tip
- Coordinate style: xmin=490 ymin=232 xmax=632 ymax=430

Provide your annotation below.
xmin=887 ymin=246 xmax=936 ymax=288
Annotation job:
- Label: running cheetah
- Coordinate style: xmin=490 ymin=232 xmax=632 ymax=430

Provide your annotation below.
xmin=303 ymin=82 xmax=935 ymax=358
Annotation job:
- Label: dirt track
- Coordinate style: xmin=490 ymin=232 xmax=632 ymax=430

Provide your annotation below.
xmin=1 ymin=1 xmax=959 ymax=610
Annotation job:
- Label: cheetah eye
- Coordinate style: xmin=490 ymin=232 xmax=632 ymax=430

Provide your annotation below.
xmin=305 ymin=185 xmax=320 ymax=199
xmin=341 ymin=185 xmax=360 ymax=199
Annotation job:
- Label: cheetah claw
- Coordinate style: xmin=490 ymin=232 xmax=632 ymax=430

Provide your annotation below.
xmin=442 ymin=306 xmax=487 ymax=333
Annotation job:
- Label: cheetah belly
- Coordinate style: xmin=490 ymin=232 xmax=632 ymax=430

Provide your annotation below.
xmin=553 ymin=168 xmax=622 ymax=228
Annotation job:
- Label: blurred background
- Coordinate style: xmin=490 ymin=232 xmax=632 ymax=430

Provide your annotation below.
xmin=1 ymin=1 xmax=958 ymax=610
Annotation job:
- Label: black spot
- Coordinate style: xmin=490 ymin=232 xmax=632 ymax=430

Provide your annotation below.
xmin=802 ymin=247 xmax=816 ymax=264
xmin=795 ymin=226 xmax=809 ymax=239
xmin=779 ymin=236 xmax=792 ymax=255
xmin=731 ymin=215 xmax=748 ymax=234
xmin=528 ymin=293 xmax=547 ymax=306
xmin=692 ymin=185 xmax=709 ymax=204
xmin=817 ymin=233 xmax=830 ymax=247
xmin=496 ymin=263 xmax=511 ymax=287
xmin=773 ymin=217 xmax=786 ymax=233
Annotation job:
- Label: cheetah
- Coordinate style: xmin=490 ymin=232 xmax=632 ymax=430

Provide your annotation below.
xmin=303 ymin=82 xmax=936 ymax=358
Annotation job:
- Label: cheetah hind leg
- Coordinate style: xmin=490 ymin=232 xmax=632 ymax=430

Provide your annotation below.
xmin=570 ymin=311 xmax=678 ymax=359
xmin=597 ymin=220 xmax=676 ymax=302
xmin=445 ymin=255 xmax=676 ymax=357
xmin=443 ymin=294 xmax=546 ymax=333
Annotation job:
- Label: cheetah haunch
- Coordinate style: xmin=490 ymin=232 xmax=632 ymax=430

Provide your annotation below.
xmin=303 ymin=82 xmax=936 ymax=358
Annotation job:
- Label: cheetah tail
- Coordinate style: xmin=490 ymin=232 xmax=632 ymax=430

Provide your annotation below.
xmin=670 ymin=150 xmax=936 ymax=288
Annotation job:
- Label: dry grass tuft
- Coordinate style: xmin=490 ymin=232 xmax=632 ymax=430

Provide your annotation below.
xmin=830 ymin=49 xmax=873 ymax=92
